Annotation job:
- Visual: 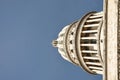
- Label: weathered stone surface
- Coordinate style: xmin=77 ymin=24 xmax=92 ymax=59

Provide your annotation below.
xmin=104 ymin=0 xmax=119 ymax=80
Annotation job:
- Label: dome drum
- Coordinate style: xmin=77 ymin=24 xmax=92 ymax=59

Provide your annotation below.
xmin=75 ymin=11 xmax=103 ymax=74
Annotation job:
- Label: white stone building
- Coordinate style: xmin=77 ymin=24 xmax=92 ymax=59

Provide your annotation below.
xmin=52 ymin=0 xmax=120 ymax=80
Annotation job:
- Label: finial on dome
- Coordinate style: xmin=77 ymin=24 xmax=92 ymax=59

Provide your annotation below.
xmin=52 ymin=40 xmax=58 ymax=47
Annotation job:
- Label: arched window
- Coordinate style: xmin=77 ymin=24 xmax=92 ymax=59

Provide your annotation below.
xmin=71 ymin=32 xmax=74 ymax=35
xmin=70 ymin=40 xmax=72 ymax=44
xmin=71 ymin=49 xmax=73 ymax=53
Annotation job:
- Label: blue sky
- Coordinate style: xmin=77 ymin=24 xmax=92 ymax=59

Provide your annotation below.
xmin=0 ymin=0 xmax=103 ymax=80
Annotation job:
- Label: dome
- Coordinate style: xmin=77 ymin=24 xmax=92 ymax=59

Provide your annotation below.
xmin=52 ymin=11 xmax=104 ymax=75
xmin=52 ymin=25 xmax=71 ymax=62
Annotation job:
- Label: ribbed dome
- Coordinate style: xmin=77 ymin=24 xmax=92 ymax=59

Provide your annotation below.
xmin=52 ymin=25 xmax=71 ymax=62
xmin=52 ymin=11 xmax=104 ymax=75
